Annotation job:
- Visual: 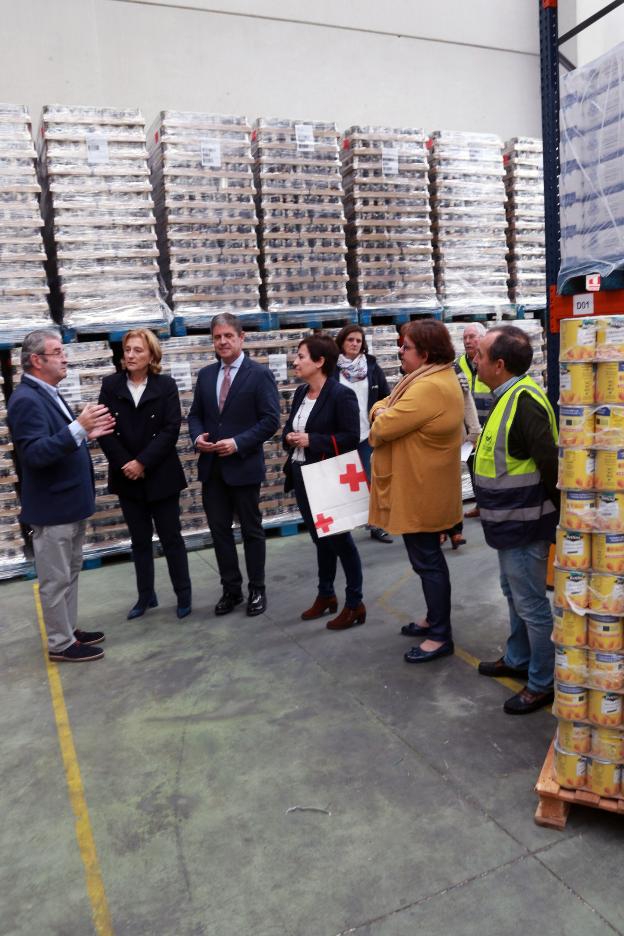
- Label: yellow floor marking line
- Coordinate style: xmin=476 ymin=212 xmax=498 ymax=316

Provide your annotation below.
xmin=377 ymin=573 xmax=524 ymax=692
xmin=34 ymin=584 xmax=114 ymax=936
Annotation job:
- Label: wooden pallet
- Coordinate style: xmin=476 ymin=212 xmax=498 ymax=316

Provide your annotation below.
xmin=534 ymin=739 xmax=624 ymax=829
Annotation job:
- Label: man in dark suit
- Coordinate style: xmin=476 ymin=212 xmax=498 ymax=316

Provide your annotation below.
xmin=7 ymin=329 xmax=116 ymax=662
xmin=188 ymin=313 xmax=280 ymax=616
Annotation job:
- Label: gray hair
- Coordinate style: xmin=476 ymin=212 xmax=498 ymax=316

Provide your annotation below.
xmin=210 ymin=312 xmax=243 ymax=336
xmin=463 ymin=322 xmax=486 ymax=337
xmin=21 ymin=328 xmax=63 ymax=371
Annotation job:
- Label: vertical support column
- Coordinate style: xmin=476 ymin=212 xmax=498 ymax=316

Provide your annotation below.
xmin=539 ymin=0 xmax=562 ymax=411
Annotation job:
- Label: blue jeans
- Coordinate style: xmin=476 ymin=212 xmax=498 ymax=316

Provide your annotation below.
xmin=292 ymin=463 xmax=363 ymax=609
xmin=498 ymin=540 xmax=554 ymax=693
xmin=402 ymin=532 xmax=453 ymax=643
xmin=358 ymin=439 xmax=372 ymax=482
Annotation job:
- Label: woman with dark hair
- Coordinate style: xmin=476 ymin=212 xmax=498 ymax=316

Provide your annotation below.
xmin=369 ymin=319 xmax=464 ymax=663
xmin=283 ymin=334 xmax=366 ymax=630
xmin=335 ymin=323 xmax=392 ymax=544
xmin=98 ymin=328 xmax=192 ymax=620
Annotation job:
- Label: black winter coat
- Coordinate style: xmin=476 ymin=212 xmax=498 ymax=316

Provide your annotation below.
xmin=98 ymin=371 xmax=187 ymax=502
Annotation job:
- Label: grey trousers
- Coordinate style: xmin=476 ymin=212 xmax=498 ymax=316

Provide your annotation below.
xmin=32 ymin=520 xmax=86 ymax=652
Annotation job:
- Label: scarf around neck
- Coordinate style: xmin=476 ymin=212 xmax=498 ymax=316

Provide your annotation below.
xmin=337 ymin=353 xmax=368 ymax=382
xmin=387 ymin=362 xmax=453 ymax=408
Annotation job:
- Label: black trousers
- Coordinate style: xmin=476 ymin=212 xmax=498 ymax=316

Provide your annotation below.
xmin=202 ymin=460 xmax=265 ymax=594
xmin=120 ymin=493 xmax=191 ymax=604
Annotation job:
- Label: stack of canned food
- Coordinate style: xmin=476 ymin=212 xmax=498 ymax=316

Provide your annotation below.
xmin=554 ymin=314 xmax=624 ymax=797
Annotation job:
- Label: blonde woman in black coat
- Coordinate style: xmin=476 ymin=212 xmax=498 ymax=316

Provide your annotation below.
xmin=98 ymin=329 xmax=192 ymax=620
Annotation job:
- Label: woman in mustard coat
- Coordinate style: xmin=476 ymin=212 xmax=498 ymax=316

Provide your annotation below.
xmin=369 ymin=319 xmax=464 ymax=664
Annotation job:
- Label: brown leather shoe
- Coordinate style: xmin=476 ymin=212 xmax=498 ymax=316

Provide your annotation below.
xmin=464 ymin=507 xmax=480 ymax=518
xmin=326 ymin=603 xmax=366 ymax=630
xmin=301 ymin=595 xmax=338 ymax=620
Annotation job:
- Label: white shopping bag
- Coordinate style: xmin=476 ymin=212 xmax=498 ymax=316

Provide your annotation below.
xmin=301 ymin=451 xmax=370 ymax=538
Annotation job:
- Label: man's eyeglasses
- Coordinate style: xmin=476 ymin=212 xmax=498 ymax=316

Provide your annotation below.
xmin=37 ymin=350 xmax=66 ymax=358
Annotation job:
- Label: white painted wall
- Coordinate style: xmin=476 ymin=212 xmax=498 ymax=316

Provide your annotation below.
xmin=0 ymin=0 xmax=542 ymax=140
xmin=573 ymin=0 xmax=624 ymax=66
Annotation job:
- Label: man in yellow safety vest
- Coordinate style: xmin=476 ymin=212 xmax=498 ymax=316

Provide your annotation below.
xmin=457 ymin=323 xmax=493 ymax=519
xmin=473 ymin=325 xmax=559 ymax=715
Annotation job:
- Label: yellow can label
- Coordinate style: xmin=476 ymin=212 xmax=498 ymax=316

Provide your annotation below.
xmin=595 ymin=492 xmax=624 ymax=532
xmin=588 ymin=615 xmax=624 ymax=651
xmin=592 ymin=533 xmax=624 ymax=573
xmin=554 ymin=567 xmax=589 ymax=611
xmin=555 ymin=683 xmax=589 ymax=721
xmin=560 ymin=406 xmax=595 ymax=448
xmin=596 ymin=316 xmax=624 ymax=361
xmin=555 ymin=646 xmax=587 ymax=683
xmin=558 ymin=448 xmax=595 ymax=491
xmin=595 ymin=405 xmax=624 ymax=447
xmin=587 ymin=651 xmax=624 ymax=691
xmin=556 ymin=528 xmax=591 ymax=570
xmin=588 ymin=689 xmax=623 ymax=726
xmin=589 ymin=758 xmax=621 ymax=797
xmin=554 ymin=744 xmax=589 ymax=789
xmin=553 ymin=605 xmax=588 ymax=646
xmin=589 ymin=573 xmax=624 ymax=614
xmin=560 ymin=317 xmax=597 ymax=362
xmin=596 ymin=361 xmax=624 ymax=404
xmin=592 ymin=726 xmax=624 ymax=760
xmin=557 ymin=720 xmax=592 ymax=754
xmin=559 ymin=362 xmax=595 ymax=405
xmin=561 ymin=491 xmax=596 ymax=531
xmin=595 ymin=449 xmax=624 ymax=491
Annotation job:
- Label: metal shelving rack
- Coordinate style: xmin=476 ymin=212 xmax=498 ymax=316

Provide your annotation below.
xmin=539 ymin=0 xmax=624 ymax=410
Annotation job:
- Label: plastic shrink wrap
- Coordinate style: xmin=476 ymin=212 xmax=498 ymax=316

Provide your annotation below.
xmin=252 ymin=118 xmax=349 ymax=317
xmin=148 ymin=112 xmax=262 ymax=327
xmin=341 ymin=126 xmax=438 ymax=313
xmin=559 ymin=42 xmax=624 ymax=291
xmin=504 ymin=137 xmax=546 ymax=309
xmin=37 ymin=105 xmax=170 ymax=333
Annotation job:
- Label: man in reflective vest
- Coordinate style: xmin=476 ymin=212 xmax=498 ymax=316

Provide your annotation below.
xmin=457 ymin=323 xmax=493 ymax=519
xmin=473 ymin=325 xmax=559 ymax=715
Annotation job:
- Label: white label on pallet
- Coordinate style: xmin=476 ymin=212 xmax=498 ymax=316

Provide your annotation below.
xmin=573 ymin=293 xmax=594 ymax=316
xmin=169 ymin=362 xmax=193 ymax=392
xmin=201 ymin=139 xmax=221 ymax=169
xmin=295 ymin=123 xmax=315 ymax=152
xmin=86 ymin=133 xmax=109 ymax=165
xmin=382 ymin=146 xmax=399 ymax=176
xmin=268 ymin=352 xmax=288 ymax=383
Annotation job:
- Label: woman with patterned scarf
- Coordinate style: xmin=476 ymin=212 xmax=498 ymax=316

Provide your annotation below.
xmin=335 ymin=324 xmax=392 ymax=544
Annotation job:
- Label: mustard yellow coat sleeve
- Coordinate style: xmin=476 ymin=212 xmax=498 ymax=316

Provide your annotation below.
xmin=368 ymin=369 xmax=465 ymax=534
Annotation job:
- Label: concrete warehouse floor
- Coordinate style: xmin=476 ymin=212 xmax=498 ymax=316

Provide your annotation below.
xmin=1 ymin=514 xmax=623 ymax=936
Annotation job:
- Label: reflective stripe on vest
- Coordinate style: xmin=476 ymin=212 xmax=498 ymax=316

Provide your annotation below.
xmin=474 ymin=376 xmax=558 ymax=548
xmin=457 ymin=354 xmax=492 ymax=423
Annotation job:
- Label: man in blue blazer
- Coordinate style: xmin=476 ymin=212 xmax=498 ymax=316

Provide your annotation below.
xmin=7 ymin=330 xmax=115 ymax=662
xmin=188 ymin=313 xmax=280 ymax=616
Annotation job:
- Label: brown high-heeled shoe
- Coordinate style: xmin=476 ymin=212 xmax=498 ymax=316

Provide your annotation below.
xmin=451 ymin=534 xmax=466 ymax=550
xmin=326 ymin=603 xmax=366 ymax=630
xmin=301 ymin=595 xmax=338 ymax=620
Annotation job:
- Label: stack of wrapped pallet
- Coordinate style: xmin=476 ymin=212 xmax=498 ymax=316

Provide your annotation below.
xmin=148 ymin=112 xmax=261 ymax=327
xmin=10 ymin=340 xmax=129 ymax=558
xmin=0 ymin=104 xmax=51 ymax=342
xmin=0 ymin=373 xmax=29 ymax=578
xmin=429 ymin=131 xmax=510 ymax=318
xmin=252 ymin=118 xmax=349 ymax=318
xmin=504 ymin=137 xmax=546 ymax=309
xmin=341 ymin=126 xmax=437 ymax=313
xmin=37 ymin=105 xmax=169 ymax=333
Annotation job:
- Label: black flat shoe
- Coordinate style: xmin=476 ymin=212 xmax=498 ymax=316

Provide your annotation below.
xmin=404 ymin=641 xmax=454 ymax=664
xmin=127 ymin=593 xmax=158 ymax=620
xmin=400 ymin=621 xmax=430 ymax=637
xmin=478 ymin=657 xmax=529 ymax=679
xmin=176 ymin=604 xmax=192 ymax=620
xmin=215 ymin=592 xmax=244 ymax=616
xmin=247 ymin=588 xmax=267 ymax=617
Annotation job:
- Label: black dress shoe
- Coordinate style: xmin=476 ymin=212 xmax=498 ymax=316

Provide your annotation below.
xmin=400 ymin=621 xmax=430 ymax=637
xmin=404 ymin=641 xmax=454 ymax=664
xmin=478 ymin=657 xmax=529 ymax=679
xmin=503 ymin=686 xmax=554 ymax=715
xmin=74 ymin=628 xmax=105 ymax=645
xmin=215 ymin=592 xmax=244 ymax=616
xmin=127 ymin=593 xmax=158 ymax=620
xmin=247 ymin=588 xmax=267 ymax=617
xmin=370 ymin=527 xmax=393 ymax=543
xmin=176 ymin=604 xmax=192 ymax=620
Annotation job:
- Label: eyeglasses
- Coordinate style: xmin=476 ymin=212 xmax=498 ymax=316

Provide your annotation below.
xmin=38 ymin=349 xmax=66 ymax=358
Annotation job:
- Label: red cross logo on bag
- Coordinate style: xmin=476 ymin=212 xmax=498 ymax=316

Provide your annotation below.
xmin=339 ymin=462 xmax=368 ymax=492
xmin=315 ymin=513 xmax=334 ymax=534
